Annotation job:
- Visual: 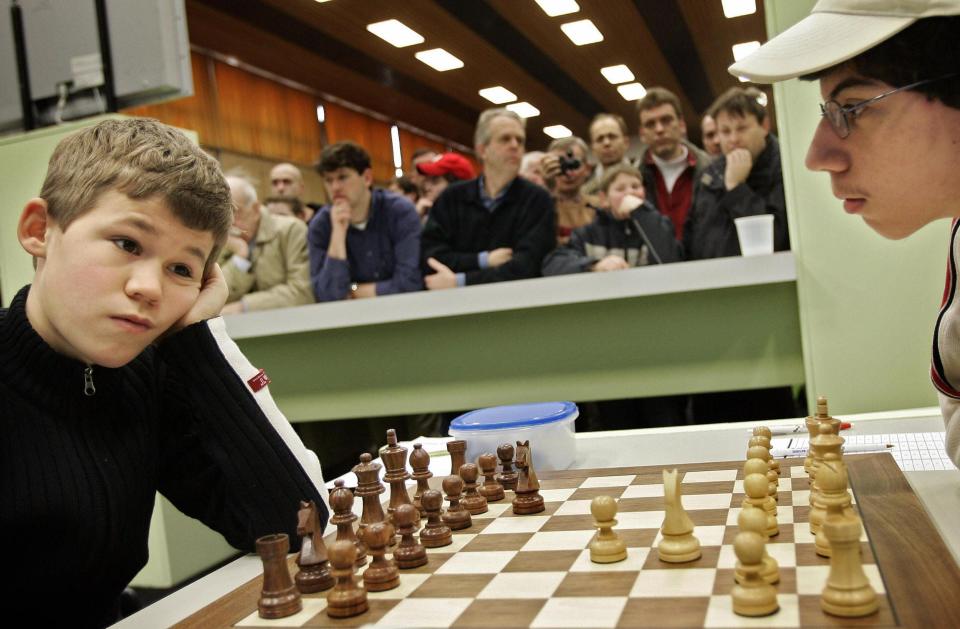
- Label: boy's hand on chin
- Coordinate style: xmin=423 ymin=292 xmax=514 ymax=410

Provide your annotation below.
xmin=170 ymin=263 xmax=229 ymax=335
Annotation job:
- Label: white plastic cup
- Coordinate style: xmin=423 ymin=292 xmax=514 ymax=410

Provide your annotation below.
xmin=734 ymin=215 xmax=775 ymax=256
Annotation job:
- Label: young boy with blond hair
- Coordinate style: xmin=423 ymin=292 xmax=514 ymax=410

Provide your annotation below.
xmin=542 ymin=165 xmax=682 ymax=275
xmin=2 ymin=118 xmax=328 ymax=625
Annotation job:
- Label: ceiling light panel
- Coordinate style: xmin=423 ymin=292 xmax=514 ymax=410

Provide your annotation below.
xmin=543 ymin=125 xmax=572 ymax=139
xmin=366 ymin=19 xmax=424 ymax=48
xmin=535 ymin=0 xmax=580 ymax=17
xmin=506 ymin=102 xmax=540 ymax=118
xmin=617 ymin=82 xmax=647 ymax=101
xmin=600 ymin=65 xmax=634 ymax=85
xmin=478 ymin=86 xmax=517 ymax=104
xmin=415 ymin=48 xmax=464 ymax=72
xmin=722 ymin=0 xmax=757 ymax=18
xmin=560 ymin=19 xmax=603 ymax=46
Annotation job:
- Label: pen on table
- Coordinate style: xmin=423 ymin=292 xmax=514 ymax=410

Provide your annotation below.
xmin=770 ymin=443 xmax=894 ymax=458
xmin=750 ymin=422 xmax=853 ymax=436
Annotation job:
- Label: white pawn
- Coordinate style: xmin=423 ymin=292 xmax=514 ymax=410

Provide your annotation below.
xmin=736 ymin=505 xmax=779 ymax=585
xmin=732 ymin=530 xmax=779 ymax=617
xmin=589 ymin=495 xmax=627 ymax=563
xmin=742 ymin=473 xmax=778 ymax=538
xmin=745 ymin=457 xmax=777 ymax=502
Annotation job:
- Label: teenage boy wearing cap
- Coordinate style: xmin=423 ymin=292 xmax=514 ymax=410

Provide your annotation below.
xmin=308 ymin=141 xmax=423 ymax=301
xmin=729 ymin=0 xmax=960 ymax=465
xmin=414 ymin=153 xmax=477 ymax=223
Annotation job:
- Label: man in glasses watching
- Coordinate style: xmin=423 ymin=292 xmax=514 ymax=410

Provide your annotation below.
xmin=730 ymin=0 xmax=960 ymax=465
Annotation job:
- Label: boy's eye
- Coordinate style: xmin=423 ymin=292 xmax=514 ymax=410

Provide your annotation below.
xmin=112 ymin=238 xmax=141 ymax=255
xmin=170 ymin=264 xmax=195 ymax=279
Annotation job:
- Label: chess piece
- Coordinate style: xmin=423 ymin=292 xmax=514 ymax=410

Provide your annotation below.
xmin=731 ymin=530 xmax=779 ymax=617
xmin=295 ymin=500 xmax=334 ymax=593
xmin=459 ymin=463 xmax=489 ymax=515
xmin=477 ymin=452 xmax=505 ymax=502
xmin=512 ymin=441 xmax=545 ymax=514
xmin=815 ymin=437 xmax=853 ymax=558
xmin=810 ymin=422 xmax=844 ymax=536
xmin=806 ymin=395 xmax=841 ymax=476
xmin=255 ymin=533 xmax=302 ymax=619
xmin=329 ymin=479 xmax=367 ymax=567
xmin=441 ymin=475 xmax=473 ymax=530
xmin=744 ymin=457 xmax=777 ymax=502
xmin=752 ymin=426 xmax=780 ymax=476
xmin=742 ymin=473 xmax=779 ymax=537
xmin=496 ymin=443 xmax=519 ymax=491
xmin=393 ymin=503 xmax=428 ymax=569
xmin=819 ymin=455 xmax=878 ymax=617
xmin=326 ymin=540 xmax=368 ymax=618
xmin=382 ymin=429 xmax=414 ymax=528
xmin=410 ymin=443 xmax=433 ymax=517
xmin=589 ymin=495 xmax=627 ymax=563
xmin=658 ymin=469 xmax=701 ymax=562
xmin=736 ymin=505 xmax=779 ymax=585
xmin=361 ymin=521 xmax=400 ymax=591
xmin=354 ymin=453 xmax=393 ymax=543
xmin=447 ymin=439 xmax=467 ymax=477
xmin=420 ymin=489 xmax=453 ymax=548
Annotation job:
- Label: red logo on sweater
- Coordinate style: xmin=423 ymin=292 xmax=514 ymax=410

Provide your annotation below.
xmin=248 ymin=369 xmax=271 ymax=392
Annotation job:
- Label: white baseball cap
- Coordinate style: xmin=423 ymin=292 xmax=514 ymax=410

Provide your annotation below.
xmin=728 ymin=0 xmax=960 ymax=83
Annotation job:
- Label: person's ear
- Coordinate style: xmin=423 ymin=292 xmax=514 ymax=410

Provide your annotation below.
xmin=362 ymin=168 xmax=374 ymax=189
xmin=18 ymin=198 xmax=51 ymax=258
xmin=761 ymin=116 xmax=771 ymax=135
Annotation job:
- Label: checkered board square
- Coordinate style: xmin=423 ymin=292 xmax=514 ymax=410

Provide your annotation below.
xmin=178 ymin=454 xmax=960 ymax=628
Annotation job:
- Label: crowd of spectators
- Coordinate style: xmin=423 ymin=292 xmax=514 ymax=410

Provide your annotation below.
xmin=222 ymin=85 xmax=788 ymax=314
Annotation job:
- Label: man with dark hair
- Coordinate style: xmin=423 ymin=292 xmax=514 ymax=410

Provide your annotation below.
xmin=421 ymin=108 xmax=555 ymax=288
xmin=308 ymin=141 xmax=422 ymax=301
xmin=730 ymin=1 xmax=960 ymax=464
xmin=636 ymin=87 xmax=712 ymax=240
xmin=683 ymin=87 xmax=789 ymax=260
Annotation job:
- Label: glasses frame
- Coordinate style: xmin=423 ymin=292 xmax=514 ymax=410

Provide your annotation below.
xmin=819 ymin=73 xmax=959 ymax=139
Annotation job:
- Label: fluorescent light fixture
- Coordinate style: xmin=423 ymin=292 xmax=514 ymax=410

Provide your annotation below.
xmin=617 ymin=82 xmax=647 ymax=101
xmin=732 ymin=40 xmax=761 ymax=61
xmin=390 ymin=125 xmax=402 ymax=169
xmin=600 ymin=65 xmax=634 ymax=85
xmin=722 ymin=0 xmax=756 ymax=18
xmin=738 ymin=75 xmax=750 ymax=83
xmin=506 ymin=102 xmax=540 ymax=118
xmin=543 ymin=125 xmax=572 ymax=139
xmin=534 ymin=0 xmax=580 ymax=17
xmin=366 ymin=19 xmax=424 ymax=48
xmin=478 ymin=86 xmax=517 ymax=104
xmin=316 ymin=105 xmax=325 ymax=124
xmin=395 ymin=167 xmax=403 ymax=177
xmin=560 ymin=19 xmax=603 ymax=46
xmin=415 ymin=48 xmax=464 ymax=71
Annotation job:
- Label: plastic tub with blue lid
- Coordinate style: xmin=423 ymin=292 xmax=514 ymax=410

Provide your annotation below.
xmin=448 ymin=401 xmax=578 ymax=471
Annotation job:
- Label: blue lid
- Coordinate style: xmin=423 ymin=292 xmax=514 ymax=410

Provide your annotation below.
xmin=450 ymin=402 xmax=577 ymax=431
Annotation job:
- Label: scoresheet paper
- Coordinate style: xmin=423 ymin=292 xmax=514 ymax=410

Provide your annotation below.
xmin=773 ymin=432 xmax=953 ymax=471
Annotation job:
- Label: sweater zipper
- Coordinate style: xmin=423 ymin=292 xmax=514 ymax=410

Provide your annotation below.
xmin=83 ymin=366 xmax=96 ymax=396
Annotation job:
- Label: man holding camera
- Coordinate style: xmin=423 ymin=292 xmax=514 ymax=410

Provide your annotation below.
xmin=540 ymin=136 xmax=597 ymax=246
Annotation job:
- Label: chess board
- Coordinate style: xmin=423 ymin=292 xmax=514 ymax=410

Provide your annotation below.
xmin=174 ymin=454 xmax=960 ymax=628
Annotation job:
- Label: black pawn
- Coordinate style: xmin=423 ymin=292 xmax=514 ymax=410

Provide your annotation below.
xmin=496 ymin=443 xmax=519 ymax=491
xmin=441 ymin=475 xmax=472 ymax=530
xmin=420 ymin=489 xmax=452 ymax=548
xmin=326 ymin=541 xmax=368 ymax=619
xmin=394 ymin=503 xmax=428 ymax=569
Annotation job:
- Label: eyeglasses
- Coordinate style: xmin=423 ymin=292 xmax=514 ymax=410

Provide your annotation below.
xmin=819 ymin=73 xmax=958 ymax=139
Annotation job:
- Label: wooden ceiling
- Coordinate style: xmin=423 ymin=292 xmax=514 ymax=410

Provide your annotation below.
xmin=187 ymin=0 xmax=771 ymax=154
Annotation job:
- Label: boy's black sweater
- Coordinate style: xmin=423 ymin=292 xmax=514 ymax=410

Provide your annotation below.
xmin=0 ymin=286 xmax=328 ymax=627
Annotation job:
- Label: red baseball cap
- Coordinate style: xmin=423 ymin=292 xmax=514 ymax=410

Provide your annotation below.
xmin=416 ymin=153 xmax=476 ymax=180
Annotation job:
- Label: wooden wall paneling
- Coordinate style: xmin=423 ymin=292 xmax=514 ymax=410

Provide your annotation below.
xmin=397 ymin=128 xmax=447 ymax=170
